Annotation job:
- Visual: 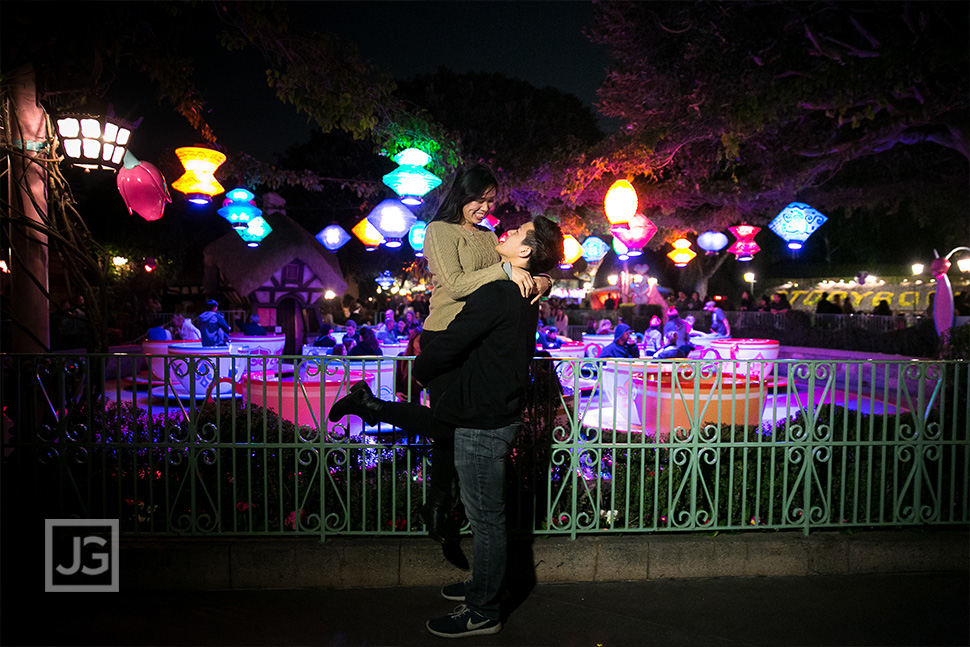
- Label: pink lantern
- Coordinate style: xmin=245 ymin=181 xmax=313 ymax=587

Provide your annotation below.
xmin=116 ymin=160 xmax=171 ymax=221
xmin=610 ymin=213 xmax=658 ymax=253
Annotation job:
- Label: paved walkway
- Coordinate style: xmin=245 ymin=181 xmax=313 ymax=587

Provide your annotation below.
xmin=4 ymin=572 xmax=967 ymax=646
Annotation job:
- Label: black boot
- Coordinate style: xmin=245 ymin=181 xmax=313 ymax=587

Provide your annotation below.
xmin=327 ymin=381 xmax=383 ymax=425
xmin=420 ymin=487 xmax=453 ymax=544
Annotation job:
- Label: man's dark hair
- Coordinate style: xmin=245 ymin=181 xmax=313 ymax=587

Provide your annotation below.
xmin=432 ymin=164 xmax=498 ymax=225
xmin=523 ymin=216 xmax=564 ymax=274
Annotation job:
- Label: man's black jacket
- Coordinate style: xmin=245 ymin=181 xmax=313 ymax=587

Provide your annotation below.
xmin=414 ymin=281 xmax=538 ymax=430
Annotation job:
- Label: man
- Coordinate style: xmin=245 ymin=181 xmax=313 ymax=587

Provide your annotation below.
xmin=597 ymin=323 xmax=640 ymax=359
xmin=197 ymin=299 xmax=231 ymax=347
xmin=662 ymin=307 xmax=687 ymax=346
xmin=540 ymin=325 xmax=562 ymax=350
xmin=326 ymin=217 xmax=564 ymax=637
xmin=643 ymin=315 xmax=664 ymax=355
xmin=239 ymin=313 xmax=266 ymax=335
xmin=702 ymin=300 xmax=730 ymax=338
xmin=376 ymin=309 xmax=398 ymax=343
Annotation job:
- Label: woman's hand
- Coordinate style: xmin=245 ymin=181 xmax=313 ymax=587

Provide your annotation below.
xmin=530 ymin=275 xmax=553 ymax=304
xmin=509 ymin=266 xmax=535 ymax=298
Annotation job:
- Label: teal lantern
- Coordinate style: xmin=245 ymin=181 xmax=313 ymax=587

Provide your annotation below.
xmin=408 ymin=220 xmax=427 ymax=257
xmin=237 ymin=215 xmax=272 ymax=248
xmin=769 ymin=202 xmax=827 ymax=250
xmin=383 ymin=147 xmax=442 ymax=205
xmin=581 ymin=236 xmax=609 ymax=263
xmin=217 ymin=187 xmax=261 ymax=230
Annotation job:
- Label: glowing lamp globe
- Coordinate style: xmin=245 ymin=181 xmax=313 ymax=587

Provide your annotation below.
xmin=408 ymin=221 xmax=427 ymax=256
xmin=116 ymin=159 xmax=171 ymax=221
xmin=604 ymin=180 xmax=637 ymax=225
xmin=382 ymin=165 xmax=442 ymax=202
xmin=352 ymin=217 xmax=385 ymax=251
xmin=56 ymin=112 xmax=134 ymax=171
xmin=697 ymin=231 xmax=729 ymax=254
xmin=769 ymin=202 xmax=827 ymax=249
xmin=316 ymin=224 xmax=351 ymax=251
xmin=171 ymin=147 xmax=226 ymax=204
xmin=366 ymin=199 xmax=417 ymax=248
xmin=581 ymin=236 xmax=609 ymax=263
xmin=667 ymin=239 xmax=696 ymax=267
xmin=560 ymin=235 xmax=583 ymax=269
xmin=217 ymin=188 xmax=261 ymax=230
xmin=610 ymin=213 xmax=657 ymax=256
xmin=375 ymin=271 xmax=395 ymax=290
xmin=237 ymin=216 xmax=272 ymax=248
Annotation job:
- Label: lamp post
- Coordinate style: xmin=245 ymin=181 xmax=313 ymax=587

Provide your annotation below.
xmin=743 ymin=271 xmax=756 ymax=297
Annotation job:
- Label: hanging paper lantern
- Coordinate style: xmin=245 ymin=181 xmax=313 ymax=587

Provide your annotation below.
xmin=316 ymin=224 xmax=351 ymax=251
xmin=667 ymin=239 xmax=697 ymax=267
xmin=408 ymin=220 xmax=427 ymax=256
xmin=366 ymin=199 xmax=417 ymax=248
xmin=171 ymin=147 xmax=226 ymax=204
xmin=481 ymin=214 xmax=500 ymax=231
xmin=612 ymin=237 xmax=630 ymax=261
xmin=383 ymin=147 xmax=441 ymax=205
xmin=697 ymin=231 xmax=729 ymax=255
xmin=352 ymin=217 xmax=385 ymax=251
xmin=581 ymin=236 xmax=609 ymax=263
xmin=116 ymin=157 xmax=171 ymax=221
xmin=392 ymin=148 xmax=433 ymax=167
xmin=769 ymin=202 xmax=828 ymax=250
xmin=375 ymin=270 xmax=395 ymax=290
xmin=604 ymin=180 xmax=637 ymax=225
xmin=237 ymin=216 xmax=272 ymax=247
xmin=217 ymin=187 xmax=261 ymax=230
xmin=727 ymin=225 xmax=761 ymax=262
xmin=610 ymin=213 xmax=657 ymax=256
xmin=56 ymin=112 xmax=134 ymax=171
xmin=560 ymin=235 xmax=583 ymax=269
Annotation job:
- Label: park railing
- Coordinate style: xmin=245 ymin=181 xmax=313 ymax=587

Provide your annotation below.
xmin=1 ymin=352 xmax=967 ymax=539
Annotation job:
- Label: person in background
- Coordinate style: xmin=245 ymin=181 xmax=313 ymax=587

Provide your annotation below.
xmin=147 ymin=323 xmax=171 ymax=341
xmin=769 ymin=293 xmax=789 ymax=314
xmin=873 ymin=299 xmax=893 ymax=316
xmin=831 ymin=294 xmax=844 ymax=314
xmin=395 ymin=330 xmax=424 ymax=403
xmin=758 ymin=295 xmax=771 ymax=311
xmin=239 ymin=313 xmax=266 ymax=335
xmin=663 ymin=307 xmax=687 ymax=344
xmin=596 ymin=319 xmax=613 ymax=335
xmin=597 ymin=323 xmax=640 ymax=359
xmin=342 ymin=319 xmax=360 ymax=346
xmin=553 ymin=303 xmax=569 ymax=334
xmin=313 ymin=323 xmax=336 ymax=348
xmin=697 ymin=300 xmax=730 ymax=339
xmin=643 ymin=316 xmax=664 ymax=355
xmin=540 ymin=325 xmax=562 ymax=350
xmin=653 ymin=331 xmax=688 ymax=359
xmin=198 ymin=299 xmax=231 ymax=347
xmin=686 ymin=291 xmax=702 ymax=311
xmin=172 ymin=314 xmax=201 ymax=341
xmin=347 ymin=326 xmax=382 ymax=356
xmin=395 ymin=318 xmax=409 ymax=341
xmin=739 ymin=290 xmax=754 ymax=311
xmin=842 ymin=295 xmax=856 ymax=315
xmin=376 ymin=309 xmax=398 ymax=343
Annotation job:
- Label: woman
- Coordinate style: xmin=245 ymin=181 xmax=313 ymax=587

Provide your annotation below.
xmin=347 ymin=326 xmax=382 ymax=356
xmin=329 ymin=164 xmax=549 ymax=543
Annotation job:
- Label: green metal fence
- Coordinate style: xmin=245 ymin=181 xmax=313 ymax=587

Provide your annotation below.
xmin=1 ymin=352 xmax=967 ymax=538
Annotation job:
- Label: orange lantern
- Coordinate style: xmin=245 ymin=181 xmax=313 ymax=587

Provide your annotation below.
xmin=561 ymin=235 xmax=583 ymax=268
xmin=351 ymin=217 xmax=385 ymax=251
xmin=604 ymin=180 xmax=637 ymax=225
xmin=667 ymin=238 xmax=696 ymax=267
xmin=171 ymin=147 xmax=226 ymax=204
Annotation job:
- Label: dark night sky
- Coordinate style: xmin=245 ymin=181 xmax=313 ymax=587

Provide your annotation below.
xmin=189 ymin=1 xmax=611 ymax=162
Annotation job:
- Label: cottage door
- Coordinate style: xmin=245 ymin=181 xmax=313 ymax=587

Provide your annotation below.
xmin=276 ymin=297 xmax=304 ymax=355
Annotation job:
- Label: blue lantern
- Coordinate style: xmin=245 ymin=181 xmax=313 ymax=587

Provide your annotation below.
xmin=696 ymin=231 xmax=729 ymax=255
xmin=366 ymin=199 xmax=417 ymax=248
xmin=316 ymin=224 xmax=351 ymax=251
xmin=581 ymin=236 xmax=609 ymax=263
xmin=769 ymin=202 xmax=828 ymax=250
xmin=408 ymin=220 xmax=427 ymax=257
xmin=375 ymin=270 xmax=395 ymax=290
xmin=237 ymin=215 xmax=272 ymax=248
xmin=217 ymin=187 xmax=261 ymax=230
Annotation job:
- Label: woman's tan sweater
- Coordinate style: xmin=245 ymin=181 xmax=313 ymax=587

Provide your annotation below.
xmin=422 ymin=221 xmax=506 ymax=332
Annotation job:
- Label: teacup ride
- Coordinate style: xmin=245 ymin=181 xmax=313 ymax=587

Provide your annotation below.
xmin=242 ymin=356 xmax=375 ymax=432
xmin=546 ymin=341 xmax=598 ymax=397
xmin=140 ymin=338 xmax=181 ymax=386
xmin=703 ymin=338 xmax=783 ymax=387
xmin=151 ymin=342 xmax=249 ymax=400
xmin=581 ymin=333 xmax=614 ymax=358
xmin=228 ymin=332 xmax=287 ymax=377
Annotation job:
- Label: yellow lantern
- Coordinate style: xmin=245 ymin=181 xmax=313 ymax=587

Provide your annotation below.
xmin=561 ymin=235 xmax=583 ymax=268
xmin=604 ymin=180 xmax=637 ymax=225
xmin=171 ymin=147 xmax=227 ymax=204
xmin=351 ymin=217 xmax=385 ymax=251
xmin=667 ymin=238 xmax=697 ymax=267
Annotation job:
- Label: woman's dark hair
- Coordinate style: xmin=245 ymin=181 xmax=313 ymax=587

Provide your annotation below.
xmin=432 ymin=164 xmax=498 ymax=225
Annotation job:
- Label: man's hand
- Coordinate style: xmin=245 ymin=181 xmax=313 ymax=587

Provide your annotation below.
xmin=530 ymin=275 xmax=553 ymax=304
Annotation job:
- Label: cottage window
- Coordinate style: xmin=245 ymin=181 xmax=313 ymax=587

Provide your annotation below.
xmin=283 ymin=262 xmax=301 ymax=285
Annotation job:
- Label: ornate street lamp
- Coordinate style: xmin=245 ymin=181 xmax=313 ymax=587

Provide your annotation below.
xmin=55 ymin=112 xmax=135 ymax=171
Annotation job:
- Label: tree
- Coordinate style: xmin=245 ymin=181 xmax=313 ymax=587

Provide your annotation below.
xmin=568 ymin=0 xmax=968 ymax=243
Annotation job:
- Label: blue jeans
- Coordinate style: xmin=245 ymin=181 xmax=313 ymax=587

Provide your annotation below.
xmin=454 ymin=423 xmax=520 ymax=621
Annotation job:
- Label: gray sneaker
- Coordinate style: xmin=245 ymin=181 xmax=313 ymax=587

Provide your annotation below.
xmin=441 ymin=580 xmax=469 ymax=601
xmin=426 ymin=604 xmax=501 ymax=638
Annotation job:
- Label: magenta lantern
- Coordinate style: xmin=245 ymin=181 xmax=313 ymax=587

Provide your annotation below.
xmin=116 ymin=160 xmax=171 ymax=221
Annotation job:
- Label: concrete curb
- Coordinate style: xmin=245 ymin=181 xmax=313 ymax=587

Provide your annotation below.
xmin=121 ymin=530 xmax=969 ymax=590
